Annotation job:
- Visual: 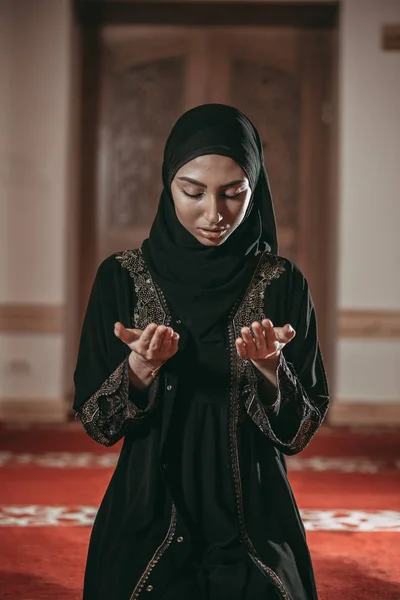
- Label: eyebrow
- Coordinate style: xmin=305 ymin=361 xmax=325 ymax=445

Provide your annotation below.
xmin=177 ymin=177 xmax=246 ymax=188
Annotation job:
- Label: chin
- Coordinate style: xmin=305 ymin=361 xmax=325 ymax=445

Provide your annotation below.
xmin=194 ymin=228 xmax=231 ymax=246
xmin=194 ymin=234 xmax=227 ymax=247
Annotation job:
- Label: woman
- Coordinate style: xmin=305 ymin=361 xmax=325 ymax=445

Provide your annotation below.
xmin=73 ymin=104 xmax=329 ymax=600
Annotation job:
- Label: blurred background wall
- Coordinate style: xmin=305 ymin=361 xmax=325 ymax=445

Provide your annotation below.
xmin=334 ymin=0 xmax=400 ymax=424
xmin=0 ymin=0 xmax=80 ymax=421
xmin=0 ymin=0 xmax=399 ymax=425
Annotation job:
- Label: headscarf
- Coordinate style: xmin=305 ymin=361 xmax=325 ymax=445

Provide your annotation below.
xmin=141 ymin=104 xmax=278 ymax=341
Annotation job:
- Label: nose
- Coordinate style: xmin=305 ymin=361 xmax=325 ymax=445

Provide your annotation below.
xmin=203 ymin=196 xmax=223 ymax=225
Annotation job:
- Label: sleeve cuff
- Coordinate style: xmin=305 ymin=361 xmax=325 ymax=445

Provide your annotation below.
xmin=75 ymin=357 xmax=160 ymax=446
xmin=249 ymin=352 xmax=293 ymax=414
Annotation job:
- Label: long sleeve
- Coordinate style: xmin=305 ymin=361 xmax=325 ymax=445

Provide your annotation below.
xmin=73 ymin=254 xmax=160 ymax=446
xmin=245 ymin=263 xmax=330 ymax=455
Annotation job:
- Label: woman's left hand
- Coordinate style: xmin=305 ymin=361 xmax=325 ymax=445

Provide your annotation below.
xmin=235 ymin=319 xmax=296 ymax=368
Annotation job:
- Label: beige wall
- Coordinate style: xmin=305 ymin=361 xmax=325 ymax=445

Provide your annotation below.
xmin=0 ymin=0 xmax=80 ymax=420
xmin=335 ymin=0 xmax=400 ymax=412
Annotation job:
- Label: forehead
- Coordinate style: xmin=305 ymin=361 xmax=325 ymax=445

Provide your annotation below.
xmin=176 ymin=154 xmax=247 ymax=181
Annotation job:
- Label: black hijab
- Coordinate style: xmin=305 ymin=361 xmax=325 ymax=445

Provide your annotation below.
xmin=141 ymin=104 xmax=278 ymax=341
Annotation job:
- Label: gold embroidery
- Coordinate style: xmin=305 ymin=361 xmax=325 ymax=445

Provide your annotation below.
xmin=246 ymin=354 xmax=327 ymax=455
xmin=129 ymin=503 xmax=178 ymax=600
xmin=76 ymin=358 xmax=142 ymax=446
xmin=76 ymin=249 xmax=169 ymax=448
xmin=233 ymin=252 xmax=329 ymax=455
xmin=228 ymin=252 xmax=292 ymax=599
xmin=115 ymin=249 xmax=171 ymax=330
xmin=115 ymin=250 xmax=180 ymax=598
xmin=119 ymin=250 xmax=293 ymax=598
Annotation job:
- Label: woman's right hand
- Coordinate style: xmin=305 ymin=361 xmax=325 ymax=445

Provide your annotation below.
xmin=114 ymin=321 xmax=179 ymax=372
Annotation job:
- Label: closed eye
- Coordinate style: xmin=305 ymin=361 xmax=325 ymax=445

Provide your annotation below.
xmin=183 ymin=191 xmax=204 ymax=198
xmin=182 ymin=190 xmax=244 ymax=199
xmin=224 ymin=191 xmax=243 ymax=199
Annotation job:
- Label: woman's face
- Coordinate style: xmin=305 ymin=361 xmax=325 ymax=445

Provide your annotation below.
xmin=170 ymin=154 xmax=252 ymax=246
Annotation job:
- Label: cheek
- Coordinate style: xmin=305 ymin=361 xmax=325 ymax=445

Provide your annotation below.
xmin=228 ymin=194 xmax=252 ymax=225
xmin=171 ymin=186 xmax=188 ymax=224
xmin=173 ymin=197 xmax=197 ymax=228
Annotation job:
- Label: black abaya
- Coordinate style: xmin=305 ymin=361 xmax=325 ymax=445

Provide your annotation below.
xmin=73 ymin=248 xmax=329 ymax=600
xmin=161 ymin=325 xmax=285 ymax=598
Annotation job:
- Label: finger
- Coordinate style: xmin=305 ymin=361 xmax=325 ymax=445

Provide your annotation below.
xmin=261 ymin=319 xmax=276 ymax=350
xmin=251 ymin=322 xmax=267 ymax=352
xmin=139 ymin=323 xmax=159 ymax=348
xmin=264 ymin=322 xmax=280 ymax=354
xmin=169 ymin=331 xmax=180 ymax=356
xmin=241 ymin=327 xmax=256 ymax=354
xmin=161 ymin=327 xmax=174 ymax=352
xmin=114 ymin=322 xmax=127 ymax=340
xmin=261 ymin=318 xmax=274 ymax=330
xmin=114 ymin=322 xmax=142 ymax=345
xmin=236 ymin=338 xmax=247 ymax=357
xmin=114 ymin=323 xmax=142 ymax=338
xmin=285 ymin=323 xmax=296 ymax=339
xmin=241 ymin=327 xmax=253 ymax=344
xmin=274 ymin=324 xmax=296 ymax=343
xmin=148 ymin=325 xmax=167 ymax=352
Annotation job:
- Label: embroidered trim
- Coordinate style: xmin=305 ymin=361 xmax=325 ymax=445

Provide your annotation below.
xmin=76 ymin=358 xmax=144 ymax=447
xmin=115 ymin=249 xmax=171 ymax=329
xmin=244 ymin=354 xmax=283 ymax=416
xmin=76 ymin=249 xmax=169 ymax=448
xmin=129 ymin=503 xmax=178 ymax=600
xmin=247 ymin=354 xmax=326 ymax=454
xmin=114 ymin=249 xmax=179 ymax=598
xmin=228 ymin=252 xmax=292 ymax=599
xmin=101 ymin=250 xmax=298 ymax=598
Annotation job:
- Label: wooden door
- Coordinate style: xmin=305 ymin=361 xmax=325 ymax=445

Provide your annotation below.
xmin=206 ymin=28 xmax=335 ymax=358
xmin=86 ymin=25 xmax=335 ymax=365
xmin=96 ymin=27 xmax=211 ymax=260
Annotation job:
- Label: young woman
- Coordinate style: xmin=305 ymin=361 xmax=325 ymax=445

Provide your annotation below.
xmin=73 ymin=104 xmax=329 ymax=600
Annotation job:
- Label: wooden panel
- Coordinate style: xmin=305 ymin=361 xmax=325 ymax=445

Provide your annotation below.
xmin=208 ymin=29 xmax=302 ymax=266
xmin=78 ymin=27 xmax=102 ymax=326
xmin=0 ymin=397 xmax=68 ymax=423
xmin=0 ymin=305 xmax=64 ymax=334
xmin=230 ymin=59 xmax=301 ymax=232
xmin=98 ymin=0 xmax=337 ymax=3
xmin=338 ymin=309 xmax=400 ymax=339
xmin=107 ymin=57 xmax=185 ymax=228
xmin=278 ymin=226 xmax=297 ymax=252
xmin=76 ymin=2 xmax=339 ymax=29
xmin=329 ymin=401 xmax=400 ymax=426
xmin=382 ymin=25 xmax=400 ymax=51
xmin=97 ymin=27 xmax=193 ymax=262
xmin=207 ymin=27 xmax=335 ymax=364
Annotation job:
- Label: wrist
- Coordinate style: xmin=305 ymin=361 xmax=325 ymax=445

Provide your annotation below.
xmin=129 ymin=351 xmax=165 ymax=379
xmin=251 ymin=352 xmax=281 ymax=388
xmin=251 ymin=352 xmax=280 ymax=372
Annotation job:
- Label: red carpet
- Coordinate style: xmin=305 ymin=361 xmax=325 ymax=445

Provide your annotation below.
xmin=0 ymin=423 xmax=399 ymax=599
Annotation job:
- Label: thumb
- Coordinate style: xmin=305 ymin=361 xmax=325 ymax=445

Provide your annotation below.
xmin=274 ymin=324 xmax=296 ymax=343
xmin=114 ymin=322 xmax=142 ymax=345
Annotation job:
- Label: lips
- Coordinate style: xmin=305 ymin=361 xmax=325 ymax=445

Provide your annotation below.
xmin=197 ymin=227 xmax=226 ymax=240
xmin=200 ymin=228 xmax=225 ymax=232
